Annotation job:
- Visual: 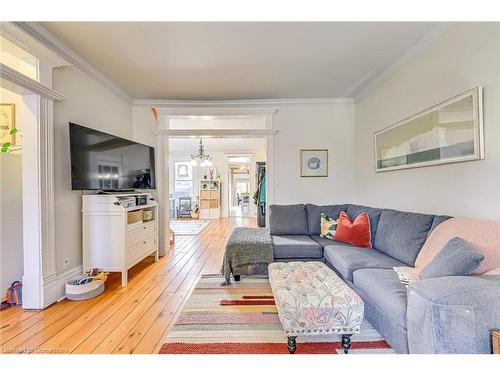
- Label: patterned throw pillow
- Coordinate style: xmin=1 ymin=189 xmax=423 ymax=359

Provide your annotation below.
xmin=320 ymin=213 xmax=338 ymax=240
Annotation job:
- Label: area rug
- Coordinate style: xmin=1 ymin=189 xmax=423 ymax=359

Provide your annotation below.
xmin=170 ymin=220 xmax=210 ymax=236
xmin=160 ymin=275 xmax=394 ymax=354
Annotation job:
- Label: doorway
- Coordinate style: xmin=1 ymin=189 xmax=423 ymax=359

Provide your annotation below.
xmin=226 ymin=154 xmax=256 ymax=218
xmin=167 ymin=137 xmax=266 ymax=223
xmin=153 ymin=107 xmax=277 ymax=254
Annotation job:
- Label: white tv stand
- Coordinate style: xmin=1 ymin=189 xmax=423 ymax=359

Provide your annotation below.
xmin=82 ymin=192 xmax=159 ymax=287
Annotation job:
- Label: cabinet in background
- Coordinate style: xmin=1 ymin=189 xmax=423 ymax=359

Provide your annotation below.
xmin=199 ymin=179 xmax=221 ymax=219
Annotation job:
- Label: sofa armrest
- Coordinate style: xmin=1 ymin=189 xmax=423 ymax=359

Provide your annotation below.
xmin=407 ymin=275 xmax=500 ymax=353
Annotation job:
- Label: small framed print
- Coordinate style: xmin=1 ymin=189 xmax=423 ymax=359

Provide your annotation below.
xmin=0 ymin=103 xmax=16 ymax=145
xmin=174 ymin=161 xmax=193 ymax=180
xmin=300 ymin=149 xmax=328 ymax=177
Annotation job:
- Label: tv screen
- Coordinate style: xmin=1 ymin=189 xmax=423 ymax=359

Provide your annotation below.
xmin=69 ymin=122 xmax=156 ymax=191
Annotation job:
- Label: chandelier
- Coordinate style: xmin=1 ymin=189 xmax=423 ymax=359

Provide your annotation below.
xmin=190 ymin=139 xmax=213 ymax=167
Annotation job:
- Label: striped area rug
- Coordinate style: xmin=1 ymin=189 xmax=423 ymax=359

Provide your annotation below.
xmin=160 ymin=275 xmax=394 ymax=354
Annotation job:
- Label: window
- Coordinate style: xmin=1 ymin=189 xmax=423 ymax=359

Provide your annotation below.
xmin=174 ymin=162 xmax=193 ymax=199
xmin=0 ymin=36 xmax=39 ymax=81
xmin=236 ymin=182 xmax=249 ymax=194
xmin=98 ymin=164 xmax=120 ymax=190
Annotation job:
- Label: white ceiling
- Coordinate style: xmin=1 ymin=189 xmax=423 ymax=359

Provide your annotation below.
xmin=40 ymin=22 xmax=439 ymax=100
xmin=169 ymin=137 xmax=265 ymax=154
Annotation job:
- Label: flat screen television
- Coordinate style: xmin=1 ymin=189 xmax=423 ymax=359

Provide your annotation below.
xmin=69 ymin=122 xmax=156 ymax=191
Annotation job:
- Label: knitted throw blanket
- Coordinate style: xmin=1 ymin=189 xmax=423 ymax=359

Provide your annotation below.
xmin=221 ymin=227 xmax=274 ymax=284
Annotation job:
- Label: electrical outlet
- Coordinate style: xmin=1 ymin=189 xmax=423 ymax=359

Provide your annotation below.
xmin=63 ymin=258 xmax=70 ymax=269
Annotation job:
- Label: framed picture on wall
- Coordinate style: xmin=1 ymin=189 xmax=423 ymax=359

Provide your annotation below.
xmin=175 ymin=162 xmax=193 ymax=180
xmin=374 ymin=87 xmax=484 ymax=172
xmin=0 ymin=103 xmax=16 ymax=146
xmin=300 ymin=149 xmax=328 ymax=177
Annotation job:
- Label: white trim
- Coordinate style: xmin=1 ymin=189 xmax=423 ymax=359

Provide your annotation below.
xmin=0 ymin=63 xmax=65 ymax=101
xmin=353 ymin=23 xmax=454 ymax=100
xmin=2 ymin=70 xmax=60 ymax=310
xmin=156 ymin=107 xmax=279 ymax=117
xmin=264 ymin=114 xmax=274 ymax=228
xmin=39 ymin=98 xmax=57 ymax=281
xmin=158 ymin=129 xmax=278 ymax=138
xmin=156 ymin=114 xmax=170 ymax=257
xmin=21 ymin=95 xmax=44 ymax=309
xmin=13 ymin=22 xmax=132 ymax=104
xmin=134 ymin=98 xmax=354 ymax=107
xmin=0 ymin=22 xmax=68 ymax=68
xmin=43 ymin=265 xmax=83 ymax=306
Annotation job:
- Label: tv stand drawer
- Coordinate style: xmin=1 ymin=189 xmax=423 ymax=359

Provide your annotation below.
xmin=127 ymin=222 xmax=157 ymax=245
xmin=126 ymin=233 xmax=156 ymax=264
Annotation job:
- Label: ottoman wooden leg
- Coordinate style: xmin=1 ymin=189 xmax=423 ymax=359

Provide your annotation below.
xmin=341 ymin=334 xmax=352 ymax=354
xmin=287 ymin=336 xmax=297 ymax=354
xmin=233 ymin=275 xmax=241 ymax=282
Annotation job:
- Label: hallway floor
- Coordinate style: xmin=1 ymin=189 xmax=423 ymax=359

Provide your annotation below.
xmin=229 ymin=205 xmax=254 ymax=218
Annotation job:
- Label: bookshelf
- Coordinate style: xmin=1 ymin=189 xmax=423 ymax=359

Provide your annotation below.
xmin=199 ymin=179 xmax=221 ymax=219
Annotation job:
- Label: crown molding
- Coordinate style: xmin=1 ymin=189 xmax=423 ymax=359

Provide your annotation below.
xmin=133 ymin=97 xmax=354 ymax=108
xmin=1 ymin=63 xmax=65 ymax=101
xmin=0 ymin=22 xmax=68 ymax=68
xmin=12 ymin=22 xmax=132 ymax=104
xmin=352 ymin=22 xmax=455 ymax=101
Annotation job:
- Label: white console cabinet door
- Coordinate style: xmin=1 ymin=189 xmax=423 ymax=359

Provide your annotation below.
xmin=83 ymin=213 xmax=125 ymax=270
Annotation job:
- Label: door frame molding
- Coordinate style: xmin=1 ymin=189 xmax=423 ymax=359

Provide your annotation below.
xmin=154 ymin=107 xmax=278 ymax=254
xmin=0 ymin=32 xmax=65 ymax=309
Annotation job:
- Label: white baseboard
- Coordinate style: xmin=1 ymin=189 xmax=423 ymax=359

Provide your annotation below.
xmin=43 ymin=265 xmax=83 ymax=307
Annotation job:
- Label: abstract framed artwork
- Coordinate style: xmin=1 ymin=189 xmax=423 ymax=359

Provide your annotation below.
xmin=374 ymin=87 xmax=484 ymax=172
xmin=300 ymin=149 xmax=328 ymax=177
xmin=0 ymin=103 xmax=16 ymax=145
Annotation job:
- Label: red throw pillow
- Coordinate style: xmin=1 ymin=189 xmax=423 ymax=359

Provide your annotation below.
xmin=334 ymin=211 xmax=372 ymax=248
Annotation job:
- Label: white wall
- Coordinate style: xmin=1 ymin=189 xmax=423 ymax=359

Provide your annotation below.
xmin=133 ymin=102 xmax=357 ymax=208
xmin=53 ymin=65 xmax=132 ymax=274
xmin=0 ymin=154 xmax=23 ymax=300
xmin=0 ymin=88 xmax=24 ymax=301
xmin=272 ymin=102 xmax=356 ymax=205
xmin=355 ymin=23 xmax=500 ymax=219
xmin=132 ymin=106 xmax=156 ymax=147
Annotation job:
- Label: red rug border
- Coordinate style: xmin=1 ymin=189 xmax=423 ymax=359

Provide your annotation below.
xmin=159 ymin=340 xmax=391 ymax=354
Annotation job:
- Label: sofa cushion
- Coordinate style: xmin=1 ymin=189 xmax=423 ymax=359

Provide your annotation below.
xmin=353 ymin=268 xmax=408 ymax=329
xmin=272 ymin=235 xmax=323 ymax=259
xmin=310 ymin=234 xmax=337 ymax=249
xmin=323 ymin=243 xmax=405 ymax=281
xmin=305 ymin=204 xmax=348 ymax=235
xmin=270 ymin=204 xmax=308 ymax=235
xmin=346 ymin=204 xmax=382 ymax=244
xmin=374 ymin=209 xmax=435 ymax=266
xmin=420 ymin=237 xmax=484 ymax=279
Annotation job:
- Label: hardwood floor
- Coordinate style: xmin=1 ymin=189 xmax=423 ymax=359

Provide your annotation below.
xmin=0 ymin=217 xmax=255 ymax=354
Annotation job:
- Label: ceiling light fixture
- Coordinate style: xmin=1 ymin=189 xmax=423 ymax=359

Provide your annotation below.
xmin=191 ymin=138 xmax=213 ymax=167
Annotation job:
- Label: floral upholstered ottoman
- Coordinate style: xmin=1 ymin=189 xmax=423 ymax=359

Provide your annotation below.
xmin=268 ymin=261 xmax=364 ymax=354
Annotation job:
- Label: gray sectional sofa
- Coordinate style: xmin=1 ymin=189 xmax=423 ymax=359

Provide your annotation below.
xmin=269 ymin=203 xmax=500 ymax=354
